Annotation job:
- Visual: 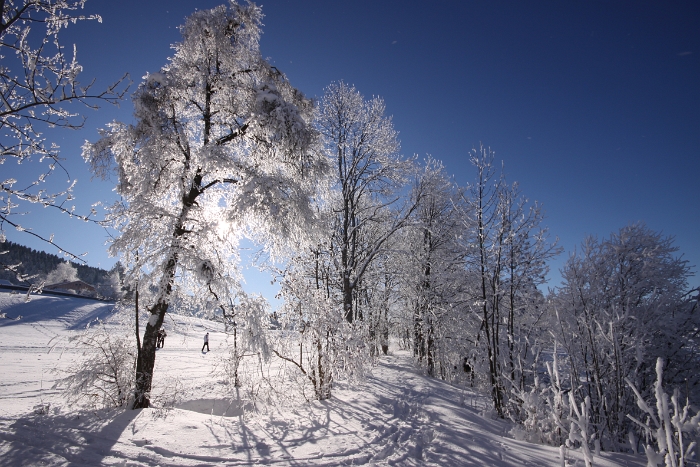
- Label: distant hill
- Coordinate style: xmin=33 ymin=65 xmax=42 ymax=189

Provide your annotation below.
xmin=0 ymin=240 xmax=114 ymax=286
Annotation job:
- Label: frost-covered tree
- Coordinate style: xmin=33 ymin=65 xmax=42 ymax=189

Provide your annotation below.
xmin=457 ymin=146 xmax=507 ymax=413
xmin=362 ymin=247 xmax=398 ymax=356
xmin=44 ymin=259 xmax=78 ymax=284
xmin=316 ymin=81 xmax=415 ymax=324
xmin=456 ymin=146 xmax=559 ymax=417
xmin=0 ymin=0 xmax=127 ymax=265
xmin=399 ymin=158 xmax=465 ymax=377
xmin=270 ymin=83 xmax=419 ymax=398
xmin=553 ymin=223 xmax=698 ymax=449
xmin=96 ymin=264 xmax=121 ymax=299
xmin=83 ymin=1 xmax=326 ymax=409
xmin=498 ymin=180 xmax=561 ymax=395
xmin=274 ymin=257 xmax=350 ymax=400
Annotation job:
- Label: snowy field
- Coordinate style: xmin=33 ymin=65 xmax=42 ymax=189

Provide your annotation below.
xmin=0 ymin=291 xmax=645 ymax=466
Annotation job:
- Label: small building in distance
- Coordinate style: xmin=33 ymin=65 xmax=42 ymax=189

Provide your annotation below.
xmin=44 ymin=280 xmax=97 ymax=296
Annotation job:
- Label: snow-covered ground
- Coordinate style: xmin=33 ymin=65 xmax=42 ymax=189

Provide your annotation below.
xmin=0 ymin=291 xmax=645 ymax=466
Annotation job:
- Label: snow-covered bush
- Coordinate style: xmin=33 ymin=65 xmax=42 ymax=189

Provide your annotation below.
xmin=272 ymin=269 xmax=373 ymax=401
xmin=508 ymin=344 xmax=572 ymax=448
xmin=149 ymin=376 xmax=185 ymax=420
xmin=568 ymin=393 xmax=595 ymax=467
xmin=212 ymin=294 xmax=271 ymax=389
xmin=552 ymin=224 xmax=698 ymax=449
xmin=508 ymin=379 xmax=552 ymax=443
xmin=53 ymin=321 xmax=135 ymax=410
xmin=627 ymin=358 xmax=700 ymax=467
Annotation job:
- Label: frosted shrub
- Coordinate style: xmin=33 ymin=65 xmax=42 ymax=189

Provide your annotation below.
xmin=627 ymin=358 xmax=700 ymax=467
xmin=149 ymin=376 xmax=185 ymax=419
xmin=508 ymin=376 xmax=552 ymax=443
xmin=215 ymin=336 xmax=286 ymax=410
xmin=568 ymin=393 xmax=595 ymax=467
xmin=553 ymin=224 xmax=697 ymax=449
xmin=54 ymin=322 xmax=135 ymax=410
xmin=508 ymin=344 xmax=571 ymax=447
xmin=273 ymin=269 xmax=374 ymax=401
xmin=214 ymin=335 xmax=318 ymax=412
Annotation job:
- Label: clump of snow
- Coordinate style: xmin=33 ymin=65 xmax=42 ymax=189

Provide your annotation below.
xmin=145 ymin=71 xmax=167 ymax=87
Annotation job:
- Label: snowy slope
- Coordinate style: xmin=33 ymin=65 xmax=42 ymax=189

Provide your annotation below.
xmin=0 ymin=292 xmax=118 ymax=419
xmin=0 ymin=292 xmax=645 ymax=466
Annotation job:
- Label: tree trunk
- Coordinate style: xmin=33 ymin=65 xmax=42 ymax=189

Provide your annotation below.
xmin=414 ymin=303 xmax=424 ymax=359
xmin=132 ymin=275 xmax=174 ymax=408
xmin=343 ymin=272 xmax=353 ymax=323
xmin=132 ymin=177 xmax=198 ymax=408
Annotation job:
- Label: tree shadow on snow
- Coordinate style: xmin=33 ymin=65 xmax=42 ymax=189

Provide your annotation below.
xmin=0 ymin=408 xmax=138 ymax=466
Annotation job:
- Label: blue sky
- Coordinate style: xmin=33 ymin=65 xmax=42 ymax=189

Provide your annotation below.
xmin=4 ymin=0 xmax=699 ymax=290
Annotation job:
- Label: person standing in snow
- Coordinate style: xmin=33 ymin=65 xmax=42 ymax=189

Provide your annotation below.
xmin=202 ymin=332 xmax=210 ymax=353
xmin=156 ymin=329 xmax=163 ymax=348
xmin=159 ymin=329 xmax=167 ymax=348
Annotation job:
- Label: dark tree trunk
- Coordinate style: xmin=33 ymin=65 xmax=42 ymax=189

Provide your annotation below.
xmin=132 ymin=273 xmax=174 ymax=408
xmin=414 ymin=304 xmax=424 ymax=359
xmin=343 ymin=272 xmax=353 ymax=323
xmin=132 ymin=171 xmax=199 ymax=409
xmin=426 ymin=322 xmax=435 ymax=376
